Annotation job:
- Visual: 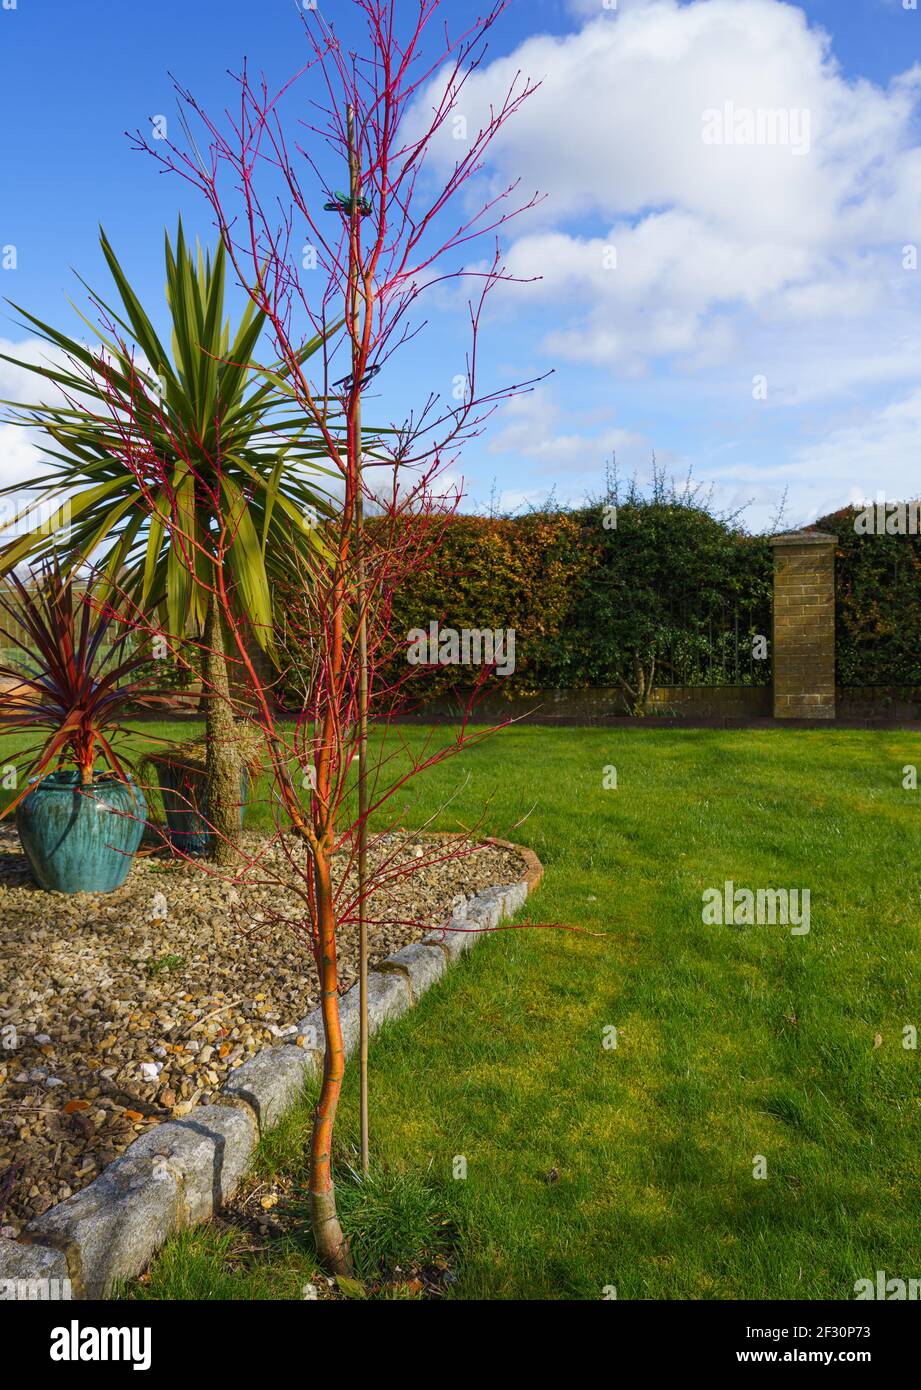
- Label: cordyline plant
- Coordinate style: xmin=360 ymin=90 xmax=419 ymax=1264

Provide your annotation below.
xmin=126 ymin=0 xmax=545 ymax=1272
xmin=0 ymin=223 xmax=334 ymax=862
xmin=0 ymin=563 xmax=160 ymax=809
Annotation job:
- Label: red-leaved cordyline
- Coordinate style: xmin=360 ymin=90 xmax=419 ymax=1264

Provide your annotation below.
xmin=121 ymin=0 xmax=553 ymax=1273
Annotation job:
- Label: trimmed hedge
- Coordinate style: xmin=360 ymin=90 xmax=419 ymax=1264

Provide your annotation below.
xmin=818 ymin=506 xmax=921 ymax=687
xmin=281 ymin=499 xmax=921 ymax=706
xmin=387 ymin=501 xmax=774 ymax=702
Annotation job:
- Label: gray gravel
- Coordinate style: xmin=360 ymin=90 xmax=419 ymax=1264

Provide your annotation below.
xmin=0 ymin=826 xmax=524 ymax=1236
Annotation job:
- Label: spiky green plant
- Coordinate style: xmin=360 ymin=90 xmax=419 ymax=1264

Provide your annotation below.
xmin=0 ymin=222 xmax=336 ymax=859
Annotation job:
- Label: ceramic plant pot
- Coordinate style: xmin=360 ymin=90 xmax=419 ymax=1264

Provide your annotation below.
xmin=16 ymin=770 xmax=146 ymax=893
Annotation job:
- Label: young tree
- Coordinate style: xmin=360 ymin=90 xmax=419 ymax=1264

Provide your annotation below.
xmin=130 ymin=0 xmax=542 ymax=1270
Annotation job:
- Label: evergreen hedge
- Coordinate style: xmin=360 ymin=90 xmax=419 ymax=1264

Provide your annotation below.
xmin=281 ymin=496 xmax=921 ymax=706
xmin=817 ymin=506 xmax=921 ymax=687
xmin=387 ymin=499 xmax=774 ymax=703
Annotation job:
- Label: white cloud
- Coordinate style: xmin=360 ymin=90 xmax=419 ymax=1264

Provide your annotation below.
xmin=789 ymin=388 xmax=921 ymax=515
xmin=487 ymin=384 xmax=642 ymax=471
xmin=469 ymin=0 xmax=919 ymax=239
xmin=412 ymin=0 xmax=921 ymax=380
xmin=0 ymin=341 xmax=54 ymax=505
xmin=0 ymin=336 xmax=93 ymax=541
xmin=0 ymin=420 xmax=42 ymax=492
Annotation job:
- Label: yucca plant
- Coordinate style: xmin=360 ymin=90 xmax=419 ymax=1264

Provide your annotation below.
xmin=0 ymin=222 xmax=336 ymax=860
xmin=0 ymin=563 xmax=158 ymax=809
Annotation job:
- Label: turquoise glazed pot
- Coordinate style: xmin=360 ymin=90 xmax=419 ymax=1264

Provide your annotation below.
xmin=16 ymin=770 xmax=146 ymax=893
xmin=158 ymin=765 xmax=248 ymax=857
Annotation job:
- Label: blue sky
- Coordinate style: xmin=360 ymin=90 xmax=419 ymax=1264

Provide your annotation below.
xmin=2 ymin=0 xmax=921 ymax=531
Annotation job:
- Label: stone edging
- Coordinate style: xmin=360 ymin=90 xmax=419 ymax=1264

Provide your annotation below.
xmin=0 ymin=838 xmax=543 ymax=1298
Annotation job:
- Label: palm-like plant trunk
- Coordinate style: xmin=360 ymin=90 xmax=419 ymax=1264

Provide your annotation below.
xmin=204 ymin=589 xmax=242 ymax=865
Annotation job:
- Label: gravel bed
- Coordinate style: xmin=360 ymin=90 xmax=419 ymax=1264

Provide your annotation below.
xmin=0 ymin=826 xmax=524 ymax=1236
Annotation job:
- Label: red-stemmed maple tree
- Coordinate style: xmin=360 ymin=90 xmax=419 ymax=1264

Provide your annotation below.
xmin=127 ymin=0 xmax=544 ymax=1271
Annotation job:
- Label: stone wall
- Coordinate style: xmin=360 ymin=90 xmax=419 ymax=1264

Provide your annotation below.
xmin=393 ymin=684 xmax=771 ymax=724
xmin=643 ymin=685 xmax=772 ymax=719
xmin=393 ymin=683 xmax=921 ymax=725
xmin=836 ymin=686 xmax=921 ymax=720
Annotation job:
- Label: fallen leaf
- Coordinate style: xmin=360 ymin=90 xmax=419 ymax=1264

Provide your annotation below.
xmin=123 ymin=1109 xmax=144 ymax=1123
xmin=63 ymin=1100 xmax=91 ymax=1114
xmin=336 ymin=1275 xmax=367 ymax=1300
xmin=873 ymin=1032 xmax=883 ymax=1049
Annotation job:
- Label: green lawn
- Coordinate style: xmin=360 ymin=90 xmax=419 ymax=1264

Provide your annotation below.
xmin=4 ymin=723 xmax=920 ymax=1299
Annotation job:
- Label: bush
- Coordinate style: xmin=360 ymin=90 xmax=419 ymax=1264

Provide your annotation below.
xmin=818 ymin=506 xmax=921 ymax=686
xmin=279 ymin=490 xmax=921 ymax=702
xmin=385 ymin=491 xmax=773 ymax=703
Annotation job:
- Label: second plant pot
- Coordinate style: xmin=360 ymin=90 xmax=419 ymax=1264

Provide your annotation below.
xmin=157 ymin=762 xmax=249 ymax=856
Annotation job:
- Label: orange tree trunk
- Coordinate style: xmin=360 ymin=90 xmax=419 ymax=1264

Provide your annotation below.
xmin=308 ymin=848 xmax=352 ymax=1274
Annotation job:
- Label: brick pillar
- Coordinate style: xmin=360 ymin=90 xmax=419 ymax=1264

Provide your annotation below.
xmin=769 ymin=531 xmax=836 ymax=719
